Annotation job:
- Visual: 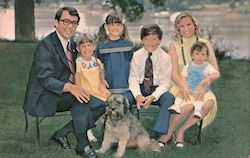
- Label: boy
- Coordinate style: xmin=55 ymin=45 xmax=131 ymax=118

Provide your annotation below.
xmin=129 ymin=24 xmax=174 ymax=139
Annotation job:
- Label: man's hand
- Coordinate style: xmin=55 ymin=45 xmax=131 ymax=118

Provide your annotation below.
xmin=63 ymin=83 xmax=90 ymax=103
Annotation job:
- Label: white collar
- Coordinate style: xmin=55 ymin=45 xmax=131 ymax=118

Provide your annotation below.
xmin=56 ymin=31 xmax=69 ymax=53
xmin=143 ymin=47 xmax=161 ymax=57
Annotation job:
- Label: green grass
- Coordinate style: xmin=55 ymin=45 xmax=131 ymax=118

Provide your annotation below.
xmin=0 ymin=41 xmax=249 ymax=158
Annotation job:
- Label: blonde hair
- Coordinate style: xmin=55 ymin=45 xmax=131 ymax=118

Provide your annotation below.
xmin=97 ymin=12 xmax=130 ymax=41
xmin=77 ymin=33 xmax=106 ymax=81
xmin=76 ymin=33 xmax=95 ymax=47
xmin=173 ymin=12 xmax=202 ymax=41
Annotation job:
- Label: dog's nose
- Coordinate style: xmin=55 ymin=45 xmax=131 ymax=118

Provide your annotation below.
xmin=111 ymin=108 xmax=115 ymax=111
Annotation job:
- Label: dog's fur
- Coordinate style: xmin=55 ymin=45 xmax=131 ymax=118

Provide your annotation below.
xmin=97 ymin=94 xmax=160 ymax=158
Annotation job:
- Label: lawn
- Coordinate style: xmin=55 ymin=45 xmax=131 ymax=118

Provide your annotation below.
xmin=0 ymin=41 xmax=249 ymax=158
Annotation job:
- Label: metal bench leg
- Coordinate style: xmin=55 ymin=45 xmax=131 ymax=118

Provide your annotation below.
xmin=24 ymin=111 xmax=28 ymax=132
xmin=36 ymin=117 xmax=40 ymax=145
xmin=197 ymin=119 xmax=203 ymax=144
xmin=100 ymin=115 xmax=108 ymax=141
xmin=136 ymin=109 xmax=140 ymax=120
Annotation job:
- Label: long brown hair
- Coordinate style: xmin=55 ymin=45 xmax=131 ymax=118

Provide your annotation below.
xmin=97 ymin=12 xmax=130 ymax=42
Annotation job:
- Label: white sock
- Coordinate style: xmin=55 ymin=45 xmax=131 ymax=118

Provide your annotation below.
xmin=87 ymin=129 xmax=97 ymax=142
xmin=174 ymin=97 xmax=182 ymax=106
xmin=194 ymin=101 xmax=203 ymax=110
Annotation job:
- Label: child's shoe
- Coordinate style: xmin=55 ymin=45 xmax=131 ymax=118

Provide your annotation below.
xmin=87 ymin=129 xmax=97 ymax=142
xmin=168 ymin=104 xmax=181 ymax=114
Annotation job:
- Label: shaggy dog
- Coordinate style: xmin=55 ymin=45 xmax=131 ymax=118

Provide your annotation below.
xmin=97 ymin=94 xmax=160 ymax=158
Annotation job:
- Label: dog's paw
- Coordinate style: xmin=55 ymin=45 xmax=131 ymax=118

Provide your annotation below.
xmin=95 ymin=149 xmax=100 ymax=153
xmin=150 ymin=139 xmax=161 ymax=152
xmin=95 ymin=148 xmax=104 ymax=154
xmin=114 ymin=153 xmax=123 ymax=158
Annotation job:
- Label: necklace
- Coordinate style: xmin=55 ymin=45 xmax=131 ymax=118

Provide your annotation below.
xmin=181 ymin=36 xmax=198 ymax=65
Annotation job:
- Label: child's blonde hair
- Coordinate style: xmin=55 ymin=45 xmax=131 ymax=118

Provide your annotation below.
xmin=76 ymin=33 xmax=95 ymax=47
xmin=97 ymin=12 xmax=130 ymax=41
xmin=77 ymin=33 xmax=106 ymax=80
xmin=173 ymin=12 xmax=202 ymax=41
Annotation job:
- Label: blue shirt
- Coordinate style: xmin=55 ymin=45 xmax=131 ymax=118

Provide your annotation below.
xmin=187 ymin=62 xmax=209 ymax=93
xmin=96 ymin=39 xmax=133 ymax=89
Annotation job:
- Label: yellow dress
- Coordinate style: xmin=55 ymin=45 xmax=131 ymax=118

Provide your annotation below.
xmin=170 ymin=36 xmax=218 ymax=128
xmin=76 ymin=57 xmax=109 ymax=101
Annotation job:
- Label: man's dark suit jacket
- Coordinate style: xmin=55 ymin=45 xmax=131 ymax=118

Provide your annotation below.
xmin=23 ymin=31 xmax=77 ymax=117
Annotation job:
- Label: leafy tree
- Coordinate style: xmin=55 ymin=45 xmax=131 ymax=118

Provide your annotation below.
xmin=103 ymin=0 xmax=144 ymax=22
xmin=150 ymin=0 xmax=166 ymax=7
xmin=166 ymin=0 xmax=189 ymax=11
xmin=14 ymin=0 xmax=35 ymax=41
xmin=120 ymin=0 xmax=144 ymax=22
xmin=0 ymin=0 xmax=9 ymax=8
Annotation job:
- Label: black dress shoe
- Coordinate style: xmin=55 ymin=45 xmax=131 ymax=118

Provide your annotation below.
xmin=76 ymin=145 xmax=98 ymax=158
xmin=150 ymin=130 xmax=161 ymax=140
xmin=51 ymin=134 xmax=73 ymax=150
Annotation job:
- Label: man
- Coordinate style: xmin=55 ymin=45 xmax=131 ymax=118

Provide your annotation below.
xmin=129 ymin=24 xmax=174 ymax=140
xmin=23 ymin=7 xmax=104 ymax=158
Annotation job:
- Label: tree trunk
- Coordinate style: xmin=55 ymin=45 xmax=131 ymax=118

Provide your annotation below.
xmin=15 ymin=0 xmax=35 ymax=41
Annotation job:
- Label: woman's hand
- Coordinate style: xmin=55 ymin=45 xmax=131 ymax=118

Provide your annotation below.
xmin=180 ymin=83 xmax=190 ymax=101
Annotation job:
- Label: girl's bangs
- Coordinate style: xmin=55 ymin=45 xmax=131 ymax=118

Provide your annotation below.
xmin=81 ymin=39 xmax=93 ymax=44
xmin=106 ymin=17 xmax=122 ymax=24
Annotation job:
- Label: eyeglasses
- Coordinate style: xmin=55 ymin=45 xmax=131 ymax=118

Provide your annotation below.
xmin=59 ymin=19 xmax=79 ymax=27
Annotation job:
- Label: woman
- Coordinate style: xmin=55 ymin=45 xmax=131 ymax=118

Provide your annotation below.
xmin=158 ymin=12 xmax=219 ymax=148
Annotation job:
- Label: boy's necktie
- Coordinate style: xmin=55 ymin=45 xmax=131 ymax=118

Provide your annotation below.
xmin=66 ymin=42 xmax=75 ymax=83
xmin=144 ymin=52 xmax=153 ymax=95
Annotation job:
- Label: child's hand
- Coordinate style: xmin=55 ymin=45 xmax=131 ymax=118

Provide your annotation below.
xmin=194 ymin=86 xmax=205 ymax=100
xmin=200 ymin=77 xmax=210 ymax=89
xmin=99 ymin=85 xmax=110 ymax=99
xmin=141 ymin=95 xmax=155 ymax=109
xmin=136 ymin=95 xmax=146 ymax=110
xmin=200 ymin=72 xmax=220 ymax=89
xmin=104 ymin=80 xmax=109 ymax=88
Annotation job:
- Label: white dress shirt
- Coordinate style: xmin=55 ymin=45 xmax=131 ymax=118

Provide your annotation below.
xmin=56 ymin=31 xmax=69 ymax=54
xmin=129 ymin=47 xmax=172 ymax=101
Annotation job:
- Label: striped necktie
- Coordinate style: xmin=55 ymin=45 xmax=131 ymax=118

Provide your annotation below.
xmin=66 ymin=42 xmax=75 ymax=83
xmin=144 ymin=52 xmax=153 ymax=95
